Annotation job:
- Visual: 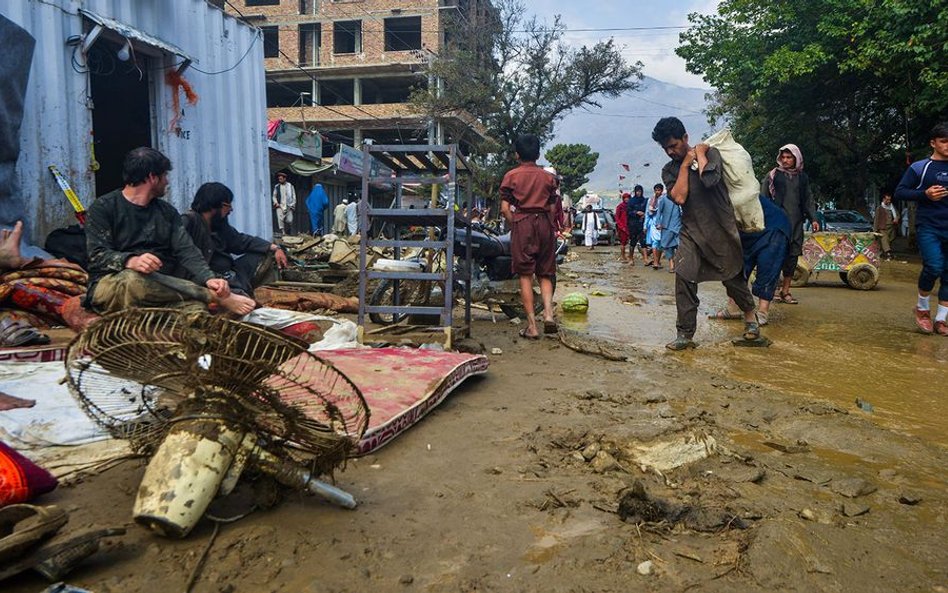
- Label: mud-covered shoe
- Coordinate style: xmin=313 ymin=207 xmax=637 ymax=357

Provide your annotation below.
xmin=934 ymin=320 xmax=948 ymax=336
xmin=915 ymin=308 xmax=933 ymax=334
xmin=665 ymin=336 xmax=696 ymax=351
xmin=743 ymin=320 xmax=761 ymax=341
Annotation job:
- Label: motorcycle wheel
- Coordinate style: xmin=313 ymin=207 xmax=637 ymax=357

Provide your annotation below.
xmin=368 ymin=279 xmax=434 ymax=325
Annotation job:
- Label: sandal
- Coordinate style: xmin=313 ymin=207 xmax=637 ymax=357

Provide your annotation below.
xmin=0 ymin=318 xmax=50 ymax=347
xmin=543 ymin=320 xmax=558 ymax=334
xmin=518 ymin=328 xmax=541 ymax=340
xmin=708 ymin=308 xmax=742 ymax=320
xmin=743 ymin=321 xmax=761 ymax=341
xmin=756 ymin=310 xmax=769 ymax=326
xmin=782 ymin=292 xmax=799 ymax=304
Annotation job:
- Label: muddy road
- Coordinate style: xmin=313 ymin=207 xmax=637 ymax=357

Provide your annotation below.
xmin=7 ymin=247 xmax=946 ymax=593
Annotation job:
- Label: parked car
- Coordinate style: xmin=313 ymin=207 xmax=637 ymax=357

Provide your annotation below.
xmin=571 ymin=209 xmax=617 ymax=246
xmin=817 ymin=209 xmax=873 ymax=233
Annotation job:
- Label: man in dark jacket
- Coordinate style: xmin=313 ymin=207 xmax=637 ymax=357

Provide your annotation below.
xmin=895 ymin=121 xmax=948 ymax=336
xmin=182 ymin=182 xmax=288 ymax=297
xmin=626 ymin=185 xmax=647 ymax=266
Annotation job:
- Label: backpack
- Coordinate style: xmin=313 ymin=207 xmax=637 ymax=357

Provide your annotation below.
xmin=44 ymin=224 xmax=88 ymax=268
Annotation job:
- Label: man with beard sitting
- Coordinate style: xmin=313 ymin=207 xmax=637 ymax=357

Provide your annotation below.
xmin=182 ymin=182 xmax=289 ymax=298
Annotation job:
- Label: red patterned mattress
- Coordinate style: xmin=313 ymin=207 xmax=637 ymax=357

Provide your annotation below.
xmin=316 ymin=348 xmax=489 ymax=455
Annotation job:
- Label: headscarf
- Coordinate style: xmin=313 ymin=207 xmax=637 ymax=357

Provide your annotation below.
xmin=768 ymin=143 xmax=804 ymax=198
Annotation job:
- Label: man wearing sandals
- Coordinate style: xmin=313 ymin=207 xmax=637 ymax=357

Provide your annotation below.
xmin=761 ymin=144 xmax=819 ymax=304
xmin=895 ymin=121 xmax=948 ymax=336
xmin=652 ymin=117 xmax=760 ymax=350
xmin=500 ymin=134 xmax=559 ymax=340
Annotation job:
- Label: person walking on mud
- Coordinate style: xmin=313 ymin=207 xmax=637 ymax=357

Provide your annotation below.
xmin=761 ymin=144 xmax=819 ymax=304
xmin=615 ymin=192 xmax=631 ymax=261
xmin=873 ymin=191 xmax=899 ymax=260
xmin=500 ymin=134 xmax=559 ymax=340
xmin=656 ymin=183 xmax=681 ymax=273
xmin=652 ymin=117 xmax=759 ymax=350
xmin=626 ymin=186 xmax=647 ymax=266
xmin=895 ymin=121 xmax=948 ymax=336
xmin=581 ymin=205 xmax=600 ymax=250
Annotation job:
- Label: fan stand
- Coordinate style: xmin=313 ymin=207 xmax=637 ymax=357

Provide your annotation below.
xmin=133 ymin=394 xmax=355 ymax=539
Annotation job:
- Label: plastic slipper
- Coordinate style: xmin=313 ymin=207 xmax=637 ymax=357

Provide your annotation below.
xmin=708 ymin=308 xmax=742 ymax=320
xmin=518 ymin=328 xmax=541 ymax=340
xmin=0 ymin=504 xmax=68 ymax=564
xmin=756 ymin=310 xmax=769 ymax=326
xmin=543 ymin=320 xmax=558 ymax=334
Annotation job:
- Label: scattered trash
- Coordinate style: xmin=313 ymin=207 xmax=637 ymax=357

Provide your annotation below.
xmin=491 ymin=348 xmax=503 ymax=355
xmin=561 ymin=293 xmax=589 ymax=313
xmin=589 ymin=290 xmax=610 ymax=297
xmin=799 ymin=508 xmax=816 ymax=521
xmin=617 ymin=480 xmax=747 ymax=532
xmin=625 ymin=432 xmax=717 ymax=473
xmin=509 ymin=317 xmax=522 ymax=325
xmin=854 ymin=398 xmax=874 ymax=413
xmin=636 ymin=560 xmax=653 ymax=576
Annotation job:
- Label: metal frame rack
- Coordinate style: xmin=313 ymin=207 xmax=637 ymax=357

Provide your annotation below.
xmin=356 ymin=144 xmax=472 ymax=347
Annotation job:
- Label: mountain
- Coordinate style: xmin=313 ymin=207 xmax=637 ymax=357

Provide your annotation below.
xmin=546 ymin=76 xmax=714 ymax=202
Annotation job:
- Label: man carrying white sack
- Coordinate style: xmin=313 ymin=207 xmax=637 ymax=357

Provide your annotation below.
xmin=652 ymin=116 xmax=759 ymax=351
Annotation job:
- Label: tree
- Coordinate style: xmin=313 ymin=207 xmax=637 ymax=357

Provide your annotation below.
xmin=677 ymin=0 xmax=948 ymax=209
xmin=412 ymin=0 xmax=642 ymax=200
xmin=545 ymin=143 xmax=599 ymax=198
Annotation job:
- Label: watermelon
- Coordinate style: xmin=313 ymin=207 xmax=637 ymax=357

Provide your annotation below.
xmin=561 ymin=292 xmax=589 ymax=313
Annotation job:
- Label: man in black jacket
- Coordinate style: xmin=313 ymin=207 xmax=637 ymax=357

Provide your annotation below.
xmin=182 ymin=182 xmax=288 ymax=297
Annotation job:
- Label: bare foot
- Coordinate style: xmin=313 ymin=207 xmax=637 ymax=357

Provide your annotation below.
xmin=0 ymin=222 xmax=27 ymax=270
xmin=218 ymin=293 xmax=256 ymax=315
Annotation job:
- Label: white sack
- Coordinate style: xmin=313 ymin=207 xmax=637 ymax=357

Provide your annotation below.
xmin=699 ymin=129 xmax=765 ymax=232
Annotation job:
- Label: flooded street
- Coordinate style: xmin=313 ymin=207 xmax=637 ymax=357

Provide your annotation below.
xmin=560 ymin=248 xmax=948 ymax=448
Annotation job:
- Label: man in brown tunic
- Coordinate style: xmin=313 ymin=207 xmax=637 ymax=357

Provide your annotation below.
xmin=652 ymin=117 xmax=759 ymax=350
xmin=500 ymin=134 xmax=559 ymax=339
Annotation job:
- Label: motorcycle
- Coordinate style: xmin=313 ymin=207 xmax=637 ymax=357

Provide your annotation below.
xmin=368 ymin=222 xmax=569 ymax=324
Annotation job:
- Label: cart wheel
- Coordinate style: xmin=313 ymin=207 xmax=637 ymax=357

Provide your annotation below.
xmin=789 ymin=263 xmax=810 ymax=288
xmin=846 ymin=264 xmax=879 ymax=290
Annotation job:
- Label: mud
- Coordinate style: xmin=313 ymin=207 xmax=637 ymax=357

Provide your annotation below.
xmin=5 ymin=247 xmax=946 ymax=592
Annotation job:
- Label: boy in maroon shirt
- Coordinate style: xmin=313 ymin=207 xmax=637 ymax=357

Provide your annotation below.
xmin=500 ymin=134 xmax=559 ymax=339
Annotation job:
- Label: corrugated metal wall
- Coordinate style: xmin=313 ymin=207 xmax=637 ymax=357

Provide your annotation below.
xmin=5 ymin=0 xmax=270 ymax=243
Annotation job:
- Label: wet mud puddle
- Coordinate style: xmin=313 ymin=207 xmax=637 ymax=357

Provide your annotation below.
xmin=560 ymin=256 xmax=948 ymax=448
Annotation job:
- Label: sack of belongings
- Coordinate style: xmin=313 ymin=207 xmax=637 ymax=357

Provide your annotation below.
xmin=700 ymin=129 xmax=765 ymax=232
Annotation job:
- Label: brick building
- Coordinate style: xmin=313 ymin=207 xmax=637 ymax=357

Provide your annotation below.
xmin=227 ymin=0 xmax=495 ymax=154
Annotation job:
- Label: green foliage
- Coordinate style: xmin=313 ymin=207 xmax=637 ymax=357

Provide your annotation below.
xmin=678 ymin=0 xmax=948 ymax=209
xmin=545 ymin=144 xmax=600 ymax=196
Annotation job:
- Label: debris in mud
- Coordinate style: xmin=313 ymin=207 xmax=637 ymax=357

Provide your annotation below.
xmin=830 ymin=477 xmax=877 ymax=498
xmin=590 ymin=451 xmax=621 ymax=473
xmin=854 ymin=398 xmax=874 ymax=413
xmin=636 ymin=560 xmax=653 ymax=575
xmin=841 ymin=502 xmax=870 ymax=517
xmin=762 ymin=440 xmax=810 ymax=454
xmin=898 ymin=493 xmax=922 ymax=505
xmin=558 ymin=328 xmax=635 ymax=362
xmin=625 ymin=432 xmax=717 ymax=473
xmin=617 ymin=480 xmax=747 ymax=532
xmin=581 ymin=443 xmax=600 ymax=461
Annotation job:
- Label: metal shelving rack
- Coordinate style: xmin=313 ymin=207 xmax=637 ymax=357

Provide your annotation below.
xmin=356 ymin=144 xmax=472 ymax=348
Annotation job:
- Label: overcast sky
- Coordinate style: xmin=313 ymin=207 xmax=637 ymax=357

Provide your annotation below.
xmin=523 ymin=0 xmax=720 ymax=89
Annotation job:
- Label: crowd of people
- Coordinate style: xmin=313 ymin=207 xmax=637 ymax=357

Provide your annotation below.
xmin=499 ymin=119 xmax=948 ymax=347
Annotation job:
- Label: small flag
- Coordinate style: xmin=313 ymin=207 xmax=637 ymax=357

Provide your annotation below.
xmin=621 ymin=163 xmax=630 ymax=171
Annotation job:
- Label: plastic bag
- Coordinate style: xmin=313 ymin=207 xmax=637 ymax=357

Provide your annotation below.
xmin=701 ymin=129 xmax=765 ymax=232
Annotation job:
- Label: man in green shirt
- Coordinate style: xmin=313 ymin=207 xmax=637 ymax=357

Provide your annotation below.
xmin=83 ymin=147 xmax=255 ymax=315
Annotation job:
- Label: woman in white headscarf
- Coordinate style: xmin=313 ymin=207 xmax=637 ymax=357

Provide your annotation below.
xmin=761 ymin=144 xmax=820 ymax=304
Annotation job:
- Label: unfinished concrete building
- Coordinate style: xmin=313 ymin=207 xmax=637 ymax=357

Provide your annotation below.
xmin=229 ymin=0 xmax=495 ymax=154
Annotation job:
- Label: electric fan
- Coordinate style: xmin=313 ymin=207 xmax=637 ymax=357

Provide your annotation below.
xmin=64 ymin=308 xmax=370 ymax=538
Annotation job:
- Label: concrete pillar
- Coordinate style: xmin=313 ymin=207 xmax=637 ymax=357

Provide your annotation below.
xmin=354 ymin=128 xmax=363 ymax=147
xmin=353 ymin=78 xmax=362 ymax=106
xmin=312 ymin=79 xmax=320 ymax=105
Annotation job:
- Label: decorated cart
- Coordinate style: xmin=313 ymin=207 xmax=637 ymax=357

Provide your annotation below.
xmin=791 ymin=231 xmax=882 ymax=290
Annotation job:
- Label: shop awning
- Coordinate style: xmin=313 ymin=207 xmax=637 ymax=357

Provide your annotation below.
xmin=79 ymin=9 xmax=194 ymax=62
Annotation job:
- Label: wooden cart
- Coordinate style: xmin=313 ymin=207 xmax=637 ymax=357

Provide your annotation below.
xmin=791 ymin=231 xmax=881 ymax=290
